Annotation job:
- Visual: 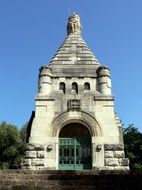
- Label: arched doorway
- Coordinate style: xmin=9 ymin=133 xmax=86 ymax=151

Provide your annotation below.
xmin=59 ymin=123 xmax=92 ymax=170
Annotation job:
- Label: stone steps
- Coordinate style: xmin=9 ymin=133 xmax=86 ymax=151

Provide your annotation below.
xmin=0 ymin=170 xmax=142 ymax=190
xmin=0 ymin=185 xmax=95 ymax=190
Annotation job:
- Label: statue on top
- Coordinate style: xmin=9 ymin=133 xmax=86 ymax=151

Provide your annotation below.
xmin=67 ymin=13 xmax=82 ymax=35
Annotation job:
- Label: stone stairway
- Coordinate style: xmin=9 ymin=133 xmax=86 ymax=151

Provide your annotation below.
xmin=0 ymin=170 xmax=142 ymax=190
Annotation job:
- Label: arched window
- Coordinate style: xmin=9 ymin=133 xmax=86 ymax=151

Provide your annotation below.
xmin=84 ymin=82 xmax=90 ymax=90
xmin=59 ymin=82 xmax=65 ymax=94
xmin=72 ymin=82 xmax=78 ymax=94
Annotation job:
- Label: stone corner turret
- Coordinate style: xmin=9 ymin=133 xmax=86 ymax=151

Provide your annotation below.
xmin=38 ymin=65 xmax=52 ymax=95
xmin=97 ymin=65 xmax=112 ymax=95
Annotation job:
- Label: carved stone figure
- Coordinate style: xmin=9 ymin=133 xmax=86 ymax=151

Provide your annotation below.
xmin=67 ymin=12 xmax=82 ymax=35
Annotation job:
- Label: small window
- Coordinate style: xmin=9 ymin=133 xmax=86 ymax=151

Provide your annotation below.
xmin=84 ymin=82 xmax=90 ymax=90
xmin=72 ymin=82 xmax=78 ymax=94
xmin=59 ymin=82 xmax=65 ymax=94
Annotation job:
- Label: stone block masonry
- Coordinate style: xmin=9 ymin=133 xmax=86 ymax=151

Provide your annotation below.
xmin=22 ymin=143 xmax=129 ymax=170
xmin=104 ymin=144 xmax=129 ymax=170
xmin=21 ymin=143 xmax=46 ymax=170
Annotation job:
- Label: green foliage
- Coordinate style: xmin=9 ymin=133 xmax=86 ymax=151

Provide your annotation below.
xmin=20 ymin=122 xmax=28 ymax=143
xmin=133 ymin=163 xmax=142 ymax=170
xmin=0 ymin=121 xmax=27 ymax=169
xmin=124 ymin=124 xmax=142 ymax=170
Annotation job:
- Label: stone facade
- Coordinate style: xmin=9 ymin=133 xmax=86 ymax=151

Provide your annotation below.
xmin=21 ymin=13 xmax=129 ymax=170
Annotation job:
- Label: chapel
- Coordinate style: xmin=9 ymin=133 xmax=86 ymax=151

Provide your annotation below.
xmin=21 ymin=13 xmax=129 ymax=170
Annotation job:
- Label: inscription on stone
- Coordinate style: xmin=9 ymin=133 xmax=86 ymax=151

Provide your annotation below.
xmin=67 ymin=99 xmax=80 ymax=111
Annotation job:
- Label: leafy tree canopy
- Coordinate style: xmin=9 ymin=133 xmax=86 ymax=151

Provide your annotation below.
xmin=0 ymin=121 xmax=27 ymax=169
xmin=124 ymin=124 xmax=142 ymax=170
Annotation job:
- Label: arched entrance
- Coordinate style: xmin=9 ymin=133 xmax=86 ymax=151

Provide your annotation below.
xmin=59 ymin=123 xmax=92 ymax=170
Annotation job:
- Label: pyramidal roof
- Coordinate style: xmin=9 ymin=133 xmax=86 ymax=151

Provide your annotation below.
xmin=49 ymin=13 xmax=100 ymax=66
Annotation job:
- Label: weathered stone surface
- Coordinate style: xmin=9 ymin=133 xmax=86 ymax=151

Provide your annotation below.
xmin=23 ymin=14 xmax=129 ymax=171
xmin=114 ymin=151 xmax=124 ymax=158
xmin=2 ymin=170 xmax=141 ymax=190
xmin=37 ymin=151 xmax=45 ymax=158
xmin=67 ymin=13 xmax=82 ymax=35
xmin=104 ymin=144 xmax=124 ymax=151
xmin=21 ymin=159 xmax=31 ymax=166
xmin=118 ymin=158 xmax=129 ymax=166
xmin=31 ymin=159 xmax=44 ymax=166
xmin=105 ymin=158 xmax=119 ymax=166
xmin=114 ymin=166 xmax=129 ymax=170
xmin=26 ymin=151 xmax=36 ymax=158
xmin=105 ymin=151 xmax=114 ymax=158
xmin=26 ymin=143 xmax=45 ymax=151
xmin=21 ymin=166 xmax=36 ymax=170
xmin=36 ymin=166 xmax=45 ymax=170
xmin=99 ymin=166 xmax=115 ymax=170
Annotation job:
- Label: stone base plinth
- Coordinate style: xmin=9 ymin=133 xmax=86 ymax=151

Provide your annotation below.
xmin=22 ymin=143 xmax=129 ymax=170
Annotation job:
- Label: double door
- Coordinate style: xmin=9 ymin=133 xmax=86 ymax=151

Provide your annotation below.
xmin=59 ymin=138 xmax=91 ymax=170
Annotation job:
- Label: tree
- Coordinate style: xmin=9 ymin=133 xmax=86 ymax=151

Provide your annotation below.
xmin=20 ymin=122 xmax=28 ymax=143
xmin=123 ymin=124 xmax=142 ymax=170
xmin=0 ymin=121 xmax=26 ymax=169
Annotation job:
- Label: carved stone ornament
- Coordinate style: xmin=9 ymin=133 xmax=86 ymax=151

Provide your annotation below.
xmin=67 ymin=99 xmax=81 ymax=111
xmin=67 ymin=13 xmax=82 ymax=35
xmin=49 ymin=110 xmax=102 ymax=137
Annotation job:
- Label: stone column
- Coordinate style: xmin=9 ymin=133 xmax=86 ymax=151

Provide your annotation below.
xmin=38 ymin=66 xmax=52 ymax=95
xmin=97 ymin=66 xmax=112 ymax=95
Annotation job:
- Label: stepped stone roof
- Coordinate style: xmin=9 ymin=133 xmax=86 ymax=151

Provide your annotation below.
xmin=50 ymin=34 xmax=99 ymax=65
xmin=48 ymin=13 xmax=100 ymax=77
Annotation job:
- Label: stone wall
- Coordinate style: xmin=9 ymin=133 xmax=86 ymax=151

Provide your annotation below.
xmin=22 ymin=143 xmax=129 ymax=170
xmin=21 ymin=143 xmax=46 ymax=170
xmin=104 ymin=144 xmax=129 ymax=170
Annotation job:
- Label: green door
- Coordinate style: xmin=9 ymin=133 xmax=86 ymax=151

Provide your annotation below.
xmin=59 ymin=138 xmax=91 ymax=170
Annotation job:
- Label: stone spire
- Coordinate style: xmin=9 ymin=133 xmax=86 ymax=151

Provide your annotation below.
xmin=67 ymin=13 xmax=82 ymax=35
xmin=50 ymin=13 xmax=99 ymax=65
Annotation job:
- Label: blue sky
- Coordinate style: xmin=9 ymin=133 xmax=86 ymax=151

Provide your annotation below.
xmin=0 ymin=0 xmax=142 ymax=131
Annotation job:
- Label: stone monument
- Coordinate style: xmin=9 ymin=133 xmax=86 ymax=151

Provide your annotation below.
xmin=21 ymin=13 xmax=129 ymax=170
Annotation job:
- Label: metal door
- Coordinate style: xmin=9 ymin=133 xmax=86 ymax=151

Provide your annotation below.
xmin=59 ymin=138 xmax=91 ymax=170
